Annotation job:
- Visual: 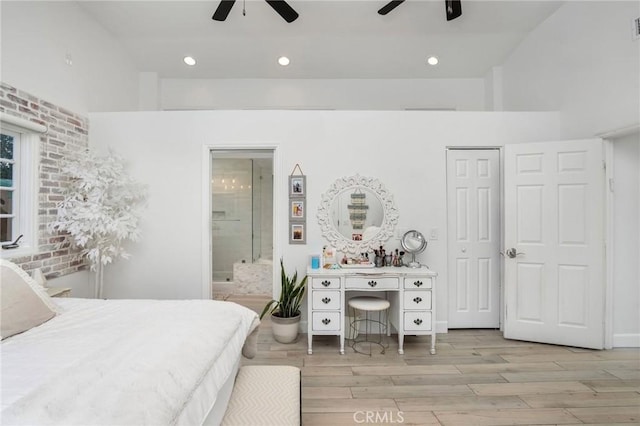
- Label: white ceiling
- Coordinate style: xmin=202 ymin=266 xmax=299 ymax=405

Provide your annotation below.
xmin=78 ymin=0 xmax=564 ymax=79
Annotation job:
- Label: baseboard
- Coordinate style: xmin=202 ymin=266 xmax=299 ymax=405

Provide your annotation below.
xmin=612 ymin=333 xmax=640 ymax=348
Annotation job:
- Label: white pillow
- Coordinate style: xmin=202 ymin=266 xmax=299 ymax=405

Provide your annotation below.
xmin=0 ymin=260 xmax=61 ymax=312
xmin=0 ymin=259 xmax=57 ymax=339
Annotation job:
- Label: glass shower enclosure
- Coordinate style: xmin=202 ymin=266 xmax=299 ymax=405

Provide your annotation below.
xmin=210 ymin=150 xmax=273 ymax=289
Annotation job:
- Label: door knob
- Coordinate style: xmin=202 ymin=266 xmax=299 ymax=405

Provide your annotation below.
xmin=461 ymin=248 xmax=467 ymax=253
xmin=500 ymin=248 xmax=524 ymax=259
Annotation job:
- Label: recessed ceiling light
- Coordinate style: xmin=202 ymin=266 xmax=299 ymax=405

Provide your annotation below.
xmin=278 ymin=56 xmax=290 ymax=66
xmin=183 ymin=56 xmax=196 ymax=66
xmin=427 ymin=56 xmax=439 ymax=66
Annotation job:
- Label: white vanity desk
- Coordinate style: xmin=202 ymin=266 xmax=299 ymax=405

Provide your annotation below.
xmin=306 ymin=266 xmax=437 ymax=355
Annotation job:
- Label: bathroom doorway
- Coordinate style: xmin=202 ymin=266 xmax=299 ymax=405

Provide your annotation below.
xmin=210 ymin=149 xmax=274 ymax=296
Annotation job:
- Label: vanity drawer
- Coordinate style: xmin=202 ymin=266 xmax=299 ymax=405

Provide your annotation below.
xmin=404 ymin=312 xmax=432 ymax=332
xmin=403 ymin=277 xmax=433 ymax=289
xmin=312 ymin=291 xmax=341 ymax=310
xmin=346 ymin=277 xmax=399 ymax=290
xmin=312 ymin=312 xmax=341 ymax=331
xmin=312 ymin=277 xmax=341 ymax=289
xmin=403 ymin=290 xmax=432 ymax=310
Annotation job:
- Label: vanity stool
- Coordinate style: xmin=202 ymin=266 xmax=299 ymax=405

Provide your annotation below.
xmin=348 ymin=296 xmax=390 ymax=355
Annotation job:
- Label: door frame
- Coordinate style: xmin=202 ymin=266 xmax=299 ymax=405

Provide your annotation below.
xmin=599 ymin=123 xmax=640 ymax=348
xmin=604 ymin=139 xmax=614 ymax=349
xmin=201 ymin=143 xmax=281 ymax=299
xmin=445 ymin=146 xmax=504 ymax=330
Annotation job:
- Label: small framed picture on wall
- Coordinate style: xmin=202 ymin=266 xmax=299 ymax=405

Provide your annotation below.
xmin=289 ymin=176 xmax=306 ymax=197
xmin=290 ymin=200 xmax=305 ymax=220
xmin=290 ymin=222 xmax=306 ymax=244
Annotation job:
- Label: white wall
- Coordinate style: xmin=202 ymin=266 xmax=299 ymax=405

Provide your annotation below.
xmin=139 ymin=72 xmax=160 ymax=111
xmin=0 ymin=1 xmax=139 ymax=114
xmin=483 ymin=66 xmax=503 ymax=112
xmin=612 ymin=132 xmax=640 ymax=347
xmin=48 ymin=270 xmax=92 ymax=299
xmin=88 ymin=110 xmax=562 ymax=330
xmin=160 ymin=78 xmax=485 ymax=111
xmin=501 ymin=1 xmax=640 ymax=138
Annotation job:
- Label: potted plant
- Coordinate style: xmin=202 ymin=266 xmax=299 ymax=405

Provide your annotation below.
xmin=260 ymin=259 xmax=308 ymax=343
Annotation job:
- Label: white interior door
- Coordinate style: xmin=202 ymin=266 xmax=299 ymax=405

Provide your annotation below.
xmin=447 ymin=149 xmax=501 ymax=328
xmin=504 ymin=139 xmax=604 ymax=349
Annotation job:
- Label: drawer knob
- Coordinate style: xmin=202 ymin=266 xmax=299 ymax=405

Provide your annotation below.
xmin=322 ymin=318 xmax=331 ymax=325
xmin=414 ymin=280 xmax=423 ymax=287
xmin=322 ymin=297 xmax=331 ymax=304
xmin=368 ymin=280 xmax=378 ymax=287
xmin=413 ymin=297 xmax=422 ymax=304
xmin=413 ymin=318 xmax=423 ymax=326
xmin=321 ymin=280 xmax=331 ymax=287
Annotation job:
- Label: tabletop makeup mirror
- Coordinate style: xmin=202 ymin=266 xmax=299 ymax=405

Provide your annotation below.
xmin=317 ymin=175 xmax=399 ymax=254
xmin=401 ymin=230 xmax=427 ymax=268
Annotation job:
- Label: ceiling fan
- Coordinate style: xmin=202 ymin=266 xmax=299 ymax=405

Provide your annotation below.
xmin=212 ymin=0 xmax=299 ymax=23
xmin=378 ymin=0 xmax=462 ymax=21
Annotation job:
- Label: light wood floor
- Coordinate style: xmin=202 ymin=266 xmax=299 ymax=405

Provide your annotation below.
xmin=226 ymin=294 xmax=640 ymax=426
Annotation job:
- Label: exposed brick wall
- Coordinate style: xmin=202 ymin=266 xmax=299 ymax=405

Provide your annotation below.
xmin=0 ymin=82 xmax=88 ymax=279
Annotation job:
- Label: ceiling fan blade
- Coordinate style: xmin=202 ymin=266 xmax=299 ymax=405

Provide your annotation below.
xmin=378 ymin=0 xmax=405 ymax=16
xmin=212 ymin=0 xmax=236 ymax=21
xmin=445 ymin=0 xmax=462 ymax=21
xmin=265 ymin=0 xmax=299 ymax=23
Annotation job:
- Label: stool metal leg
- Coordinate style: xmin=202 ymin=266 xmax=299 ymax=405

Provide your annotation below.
xmin=350 ymin=307 xmax=390 ymax=356
xmin=377 ymin=309 xmax=389 ymax=354
xmin=349 ymin=305 xmax=359 ymax=342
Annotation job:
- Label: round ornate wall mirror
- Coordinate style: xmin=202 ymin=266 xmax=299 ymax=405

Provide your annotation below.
xmin=401 ymin=230 xmax=427 ymax=268
xmin=317 ymin=175 xmax=399 ymax=254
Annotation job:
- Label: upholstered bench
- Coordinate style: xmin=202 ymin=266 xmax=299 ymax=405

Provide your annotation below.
xmin=221 ymin=365 xmax=301 ymax=426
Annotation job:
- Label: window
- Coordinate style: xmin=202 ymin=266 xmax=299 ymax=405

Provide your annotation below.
xmin=0 ymin=119 xmax=39 ymax=255
xmin=1 ymin=130 xmax=21 ymax=243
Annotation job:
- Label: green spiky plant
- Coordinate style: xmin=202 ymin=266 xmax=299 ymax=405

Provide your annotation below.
xmin=260 ymin=259 xmax=308 ymax=319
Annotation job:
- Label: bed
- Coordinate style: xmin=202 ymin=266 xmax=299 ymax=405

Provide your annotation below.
xmin=0 ymin=260 xmax=260 ymax=426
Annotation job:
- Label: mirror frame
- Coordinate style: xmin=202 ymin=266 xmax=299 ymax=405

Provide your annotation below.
xmin=317 ymin=174 xmax=399 ymax=254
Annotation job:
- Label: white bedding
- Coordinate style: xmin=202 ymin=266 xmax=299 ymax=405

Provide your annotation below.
xmin=1 ymin=298 xmax=258 ymax=425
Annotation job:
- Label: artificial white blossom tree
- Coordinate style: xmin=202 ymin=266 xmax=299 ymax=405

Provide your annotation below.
xmin=48 ymin=150 xmax=147 ymax=298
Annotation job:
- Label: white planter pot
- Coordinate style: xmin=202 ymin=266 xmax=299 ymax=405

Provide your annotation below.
xmin=271 ymin=314 xmax=300 ymax=343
